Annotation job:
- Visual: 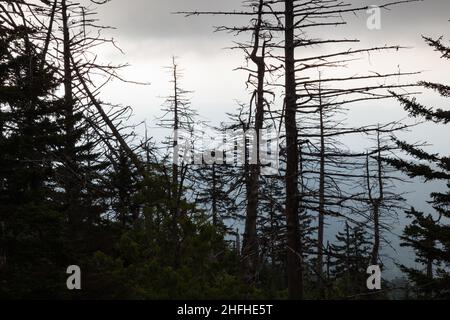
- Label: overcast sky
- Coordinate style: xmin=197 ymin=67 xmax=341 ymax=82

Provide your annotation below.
xmin=89 ymin=0 xmax=450 ymax=276
xmin=95 ymin=0 xmax=450 ymax=146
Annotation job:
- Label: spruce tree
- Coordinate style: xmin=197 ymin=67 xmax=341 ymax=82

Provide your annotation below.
xmin=387 ymin=35 xmax=450 ymax=299
xmin=0 ymin=23 xmax=68 ymax=298
xmin=329 ymin=223 xmax=372 ymax=298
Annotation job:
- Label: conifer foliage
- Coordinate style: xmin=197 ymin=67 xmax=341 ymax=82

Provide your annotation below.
xmin=388 ymin=35 xmax=450 ymax=299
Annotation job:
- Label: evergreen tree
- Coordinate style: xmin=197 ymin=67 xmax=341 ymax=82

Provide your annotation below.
xmin=194 ymin=162 xmax=239 ymax=229
xmin=106 ymin=147 xmax=141 ymax=227
xmin=329 ymin=223 xmax=372 ymax=298
xmin=0 ymin=23 xmax=68 ymax=298
xmin=388 ymin=35 xmax=450 ymax=299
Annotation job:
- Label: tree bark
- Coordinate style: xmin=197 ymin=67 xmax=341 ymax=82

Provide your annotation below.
xmin=242 ymin=0 xmax=265 ymax=284
xmin=284 ymin=0 xmax=303 ymax=300
xmin=61 ymin=0 xmax=79 ymax=231
xmin=212 ymin=163 xmax=218 ymax=227
xmin=369 ymin=130 xmax=383 ymax=266
xmin=317 ymin=85 xmax=326 ymax=297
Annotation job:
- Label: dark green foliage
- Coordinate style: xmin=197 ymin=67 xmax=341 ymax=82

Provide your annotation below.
xmin=328 ymin=223 xmax=372 ymax=298
xmin=193 ymin=163 xmax=239 ymax=229
xmin=83 ymin=214 xmax=249 ymax=299
xmin=106 ymin=148 xmax=142 ymax=227
xmin=0 ymin=25 xmax=68 ymax=298
xmin=387 ymin=35 xmax=450 ymax=299
xmin=400 ymin=208 xmax=450 ymax=299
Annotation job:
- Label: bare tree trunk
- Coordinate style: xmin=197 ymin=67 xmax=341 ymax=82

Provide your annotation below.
xmin=371 ymin=202 xmax=380 ymax=266
xmin=172 ymin=57 xmax=180 ymax=211
xmin=170 ymin=57 xmax=182 ymax=268
xmin=326 ymin=241 xmax=331 ymax=298
xmin=61 ymin=0 xmax=79 ymax=230
xmin=317 ymin=84 xmax=326 ymax=297
xmin=62 ymin=0 xmax=73 ymax=143
xmin=236 ymin=229 xmax=241 ymax=256
xmin=242 ymin=0 xmax=265 ymax=283
xmin=270 ymin=203 xmax=276 ymax=269
xmin=40 ymin=0 xmax=57 ymax=71
xmin=212 ymin=163 xmax=218 ymax=227
xmin=284 ymin=0 xmax=303 ymax=300
xmin=368 ymin=129 xmax=384 ymax=266
xmin=344 ymin=222 xmax=351 ymax=294
xmin=425 ymin=247 xmax=434 ymax=298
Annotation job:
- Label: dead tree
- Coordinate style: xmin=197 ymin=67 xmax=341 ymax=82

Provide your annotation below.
xmin=180 ymin=0 xmax=276 ymax=284
xmin=366 ymin=133 xmax=383 ymax=266
xmin=177 ymin=0 xmax=419 ymax=299
xmin=241 ymin=0 xmax=269 ymax=285
xmin=364 ymin=128 xmax=409 ymax=268
xmin=156 ymin=57 xmax=197 ymax=267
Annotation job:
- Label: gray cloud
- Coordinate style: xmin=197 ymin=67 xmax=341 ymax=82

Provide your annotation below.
xmin=98 ymin=0 xmax=244 ymax=40
xmin=97 ymin=0 xmax=450 ymax=41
